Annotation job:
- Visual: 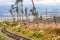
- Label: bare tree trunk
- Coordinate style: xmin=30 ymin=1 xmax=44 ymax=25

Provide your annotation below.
xmin=10 ymin=8 xmax=15 ymax=22
xmin=21 ymin=2 xmax=23 ymax=22
xmin=16 ymin=3 xmax=19 ymax=22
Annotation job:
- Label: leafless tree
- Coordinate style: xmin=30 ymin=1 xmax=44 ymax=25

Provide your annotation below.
xmin=31 ymin=0 xmax=38 ymax=21
xmin=15 ymin=0 xmax=23 ymax=22
xmin=53 ymin=16 xmax=57 ymax=27
xmin=9 ymin=5 xmax=15 ymax=22
xmin=25 ymin=8 xmax=28 ymax=21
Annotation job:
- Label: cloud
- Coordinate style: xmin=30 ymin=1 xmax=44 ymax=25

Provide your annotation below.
xmin=23 ymin=0 xmax=60 ymax=6
xmin=0 ymin=0 xmax=60 ymax=6
xmin=0 ymin=0 xmax=15 ymax=6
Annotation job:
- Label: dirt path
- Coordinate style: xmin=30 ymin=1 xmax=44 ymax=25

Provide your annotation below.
xmin=1 ymin=27 xmax=31 ymax=40
xmin=0 ymin=28 xmax=16 ymax=40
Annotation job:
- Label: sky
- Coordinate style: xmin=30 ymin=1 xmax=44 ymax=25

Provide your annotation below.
xmin=0 ymin=0 xmax=60 ymax=6
xmin=0 ymin=0 xmax=15 ymax=6
xmin=0 ymin=0 xmax=60 ymax=17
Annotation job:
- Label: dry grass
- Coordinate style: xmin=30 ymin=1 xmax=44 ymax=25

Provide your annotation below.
xmin=7 ymin=22 xmax=60 ymax=40
xmin=19 ymin=22 xmax=60 ymax=29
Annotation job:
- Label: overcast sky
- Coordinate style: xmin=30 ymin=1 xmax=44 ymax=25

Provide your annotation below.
xmin=0 ymin=0 xmax=60 ymax=16
xmin=0 ymin=0 xmax=15 ymax=6
xmin=0 ymin=0 xmax=60 ymax=6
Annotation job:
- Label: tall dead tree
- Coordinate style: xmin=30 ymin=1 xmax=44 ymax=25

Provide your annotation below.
xmin=45 ymin=8 xmax=48 ymax=23
xmin=39 ymin=13 xmax=43 ymax=22
xmin=25 ymin=8 xmax=28 ymax=21
xmin=53 ymin=16 xmax=57 ymax=27
xmin=31 ymin=0 xmax=38 ymax=22
xmin=9 ymin=5 xmax=15 ymax=22
xmin=15 ymin=0 xmax=23 ymax=22
xmin=21 ymin=2 xmax=23 ymax=21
